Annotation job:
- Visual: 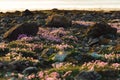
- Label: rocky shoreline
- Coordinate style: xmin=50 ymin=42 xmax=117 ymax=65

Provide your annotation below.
xmin=0 ymin=9 xmax=120 ymax=80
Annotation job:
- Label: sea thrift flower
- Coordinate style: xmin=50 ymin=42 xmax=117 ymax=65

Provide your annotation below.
xmin=27 ymin=74 xmax=35 ymax=80
xmin=18 ymin=73 xmax=24 ymax=79
xmin=111 ymin=63 xmax=120 ymax=69
xmin=52 ymin=62 xmax=64 ymax=69
xmin=21 ymin=36 xmax=33 ymax=41
xmin=68 ymin=35 xmax=78 ymax=41
xmin=104 ymin=53 xmax=120 ymax=62
xmin=32 ymin=43 xmax=43 ymax=51
xmin=62 ymin=71 xmax=72 ymax=78
xmin=38 ymin=71 xmax=44 ymax=78
xmin=49 ymin=72 xmax=60 ymax=78
xmin=17 ymin=34 xmax=27 ymax=40
xmin=45 ymin=77 xmax=55 ymax=80
xmin=55 ymin=44 xmax=71 ymax=50
xmin=81 ymin=60 xmax=109 ymax=70
xmin=38 ymin=27 xmax=69 ymax=43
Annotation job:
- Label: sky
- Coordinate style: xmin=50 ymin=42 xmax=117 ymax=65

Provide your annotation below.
xmin=0 ymin=0 xmax=120 ymax=12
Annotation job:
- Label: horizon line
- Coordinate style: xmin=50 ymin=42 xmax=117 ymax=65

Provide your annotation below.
xmin=1 ymin=8 xmax=120 ymax=13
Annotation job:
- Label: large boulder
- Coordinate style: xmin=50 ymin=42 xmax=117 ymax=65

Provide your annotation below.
xmin=21 ymin=9 xmax=33 ymax=16
xmin=45 ymin=14 xmax=72 ymax=27
xmin=3 ymin=22 xmax=39 ymax=41
xmin=87 ymin=22 xmax=117 ymax=39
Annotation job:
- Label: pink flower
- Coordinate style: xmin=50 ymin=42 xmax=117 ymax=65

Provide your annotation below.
xmin=62 ymin=71 xmax=72 ymax=78
xmin=97 ymin=61 xmax=108 ymax=68
xmin=45 ymin=77 xmax=55 ymax=80
xmin=18 ymin=73 xmax=24 ymax=79
xmin=55 ymin=44 xmax=70 ymax=50
xmin=27 ymin=74 xmax=35 ymax=80
xmin=50 ymin=72 xmax=60 ymax=78
xmin=38 ymin=27 xmax=69 ymax=43
xmin=38 ymin=71 xmax=44 ymax=78
xmin=112 ymin=63 xmax=120 ymax=69
xmin=17 ymin=34 xmax=27 ymax=40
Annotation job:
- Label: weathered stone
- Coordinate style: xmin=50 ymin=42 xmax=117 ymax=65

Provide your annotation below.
xmin=75 ymin=71 xmax=101 ymax=80
xmin=3 ymin=22 xmax=39 ymax=41
xmin=6 ymin=61 xmax=27 ymax=72
xmin=87 ymin=22 xmax=117 ymax=39
xmin=0 ymin=62 xmax=3 ymax=68
xmin=22 ymin=67 xmax=38 ymax=75
xmin=21 ymin=9 xmax=33 ymax=16
xmin=53 ymin=51 xmax=67 ymax=62
xmin=45 ymin=14 xmax=72 ymax=27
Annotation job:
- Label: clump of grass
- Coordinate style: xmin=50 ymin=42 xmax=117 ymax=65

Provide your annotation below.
xmin=17 ymin=49 xmax=37 ymax=58
xmin=7 ymin=41 xmax=28 ymax=49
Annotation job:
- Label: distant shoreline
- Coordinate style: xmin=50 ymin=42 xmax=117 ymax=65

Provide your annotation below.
xmin=0 ymin=8 xmax=120 ymax=13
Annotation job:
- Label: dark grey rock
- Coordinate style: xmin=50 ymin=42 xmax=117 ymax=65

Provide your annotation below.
xmin=3 ymin=22 xmax=39 ymax=41
xmin=45 ymin=14 xmax=72 ymax=28
xmin=22 ymin=67 xmax=38 ymax=75
xmin=87 ymin=22 xmax=117 ymax=39
xmin=75 ymin=71 xmax=101 ymax=80
xmin=21 ymin=9 xmax=33 ymax=16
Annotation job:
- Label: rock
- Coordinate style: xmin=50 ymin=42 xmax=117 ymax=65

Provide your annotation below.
xmin=22 ymin=67 xmax=38 ymax=75
xmin=90 ymin=52 xmax=102 ymax=59
xmin=75 ymin=71 xmax=101 ymax=80
xmin=0 ymin=62 xmax=3 ymax=68
xmin=3 ymin=22 xmax=39 ymax=41
xmin=53 ymin=51 xmax=67 ymax=62
xmin=41 ymin=48 xmax=54 ymax=57
xmin=21 ymin=9 xmax=33 ymax=16
xmin=87 ymin=22 xmax=117 ymax=39
xmin=8 ymin=61 xmax=27 ymax=72
xmin=52 ymin=8 xmax=58 ymax=12
xmin=1 ymin=17 xmax=10 ymax=23
xmin=45 ymin=14 xmax=72 ymax=27
xmin=34 ymin=13 xmax=47 ymax=20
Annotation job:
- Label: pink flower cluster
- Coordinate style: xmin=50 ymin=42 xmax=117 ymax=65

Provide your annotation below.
xmin=5 ymin=69 xmax=72 ymax=80
xmin=81 ymin=60 xmax=120 ymax=71
xmin=55 ymin=44 xmax=72 ymax=50
xmin=67 ymin=35 xmax=78 ymax=41
xmin=38 ymin=71 xmax=60 ymax=80
xmin=38 ymin=27 xmax=69 ymax=43
xmin=52 ymin=62 xmax=64 ymax=69
xmin=81 ymin=60 xmax=108 ymax=70
xmin=27 ymin=74 xmax=35 ymax=80
xmin=104 ymin=53 xmax=120 ymax=61
xmin=17 ymin=34 xmax=28 ymax=40
xmin=16 ymin=71 xmax=61 ymax=80
xmin=32 ymin=43 xmax=44 ymax=51
xmin=111 ymin=63 xmax=120 ymax=69
xmin=109 ymin=23 xmax=120 ymax=33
